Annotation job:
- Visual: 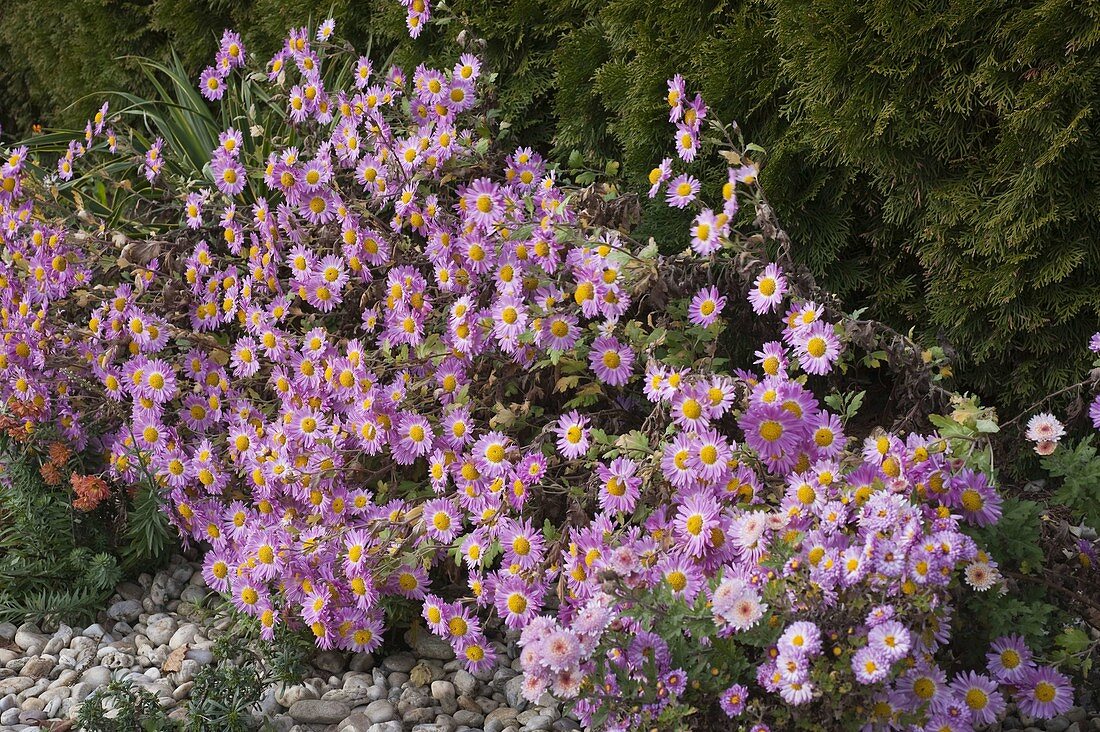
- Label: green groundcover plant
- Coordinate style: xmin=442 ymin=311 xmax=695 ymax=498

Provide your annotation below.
xmin=0 ymin=8 xmax=1098 ymax=731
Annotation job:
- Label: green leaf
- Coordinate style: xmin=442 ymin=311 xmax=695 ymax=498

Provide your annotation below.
xmin=1056 ymin=627 xmax=1090 ymax=654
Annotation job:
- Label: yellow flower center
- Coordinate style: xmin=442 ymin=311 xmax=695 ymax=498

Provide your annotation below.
xmin=1034 ymin=682 xmax=1056 ymax=703
xmin=961 ymin=489 xmax=983 ymax=512
xmin=686 ymin=515 xmax=704 ymax=535
xmin=760 ymin=421 xmax=783 ymax=442
xmin=507 ymin=594 xmax=527 ymax=614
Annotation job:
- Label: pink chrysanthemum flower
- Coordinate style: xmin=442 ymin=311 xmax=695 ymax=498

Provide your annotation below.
xmin=852 ymin=646 xmax=890 ymax=684
xmin=597 ymin=457 xmax=641 ymax=513
xmin=688 ymin=285 xmax=726 ymax=327
xmin=541 ymin=628 xmax=581 ymax=672
xmin=675 ymin=491 xmax=722 ymax=558
xmin=795 ymin=321 xmax=841 ymax=376
xmin=689 ymin=208 xmax=721 ymax=255
xmin=647 ymin=157 xmax=673 ymax=198
xmin=1024 ymin=412 xmax=1065 ymax=454
xmin=553 ymin=410 xmax=589 ymax=459
xmin=665 ymin=174 xmax=700 ymax=209
xmin=423 ymin=497 xmax=461 ymax=543
xmin=748 ymin=263 xmax=788 ymax=315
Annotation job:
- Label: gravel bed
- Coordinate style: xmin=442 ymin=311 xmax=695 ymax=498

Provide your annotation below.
xmin=0 ymin=555 xmax=569 ymax=732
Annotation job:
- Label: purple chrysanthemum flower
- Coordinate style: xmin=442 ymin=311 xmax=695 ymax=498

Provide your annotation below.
xmin=986 ymin=634 xmax=1033 ymax=683
xmin=852 ymin=647 xmax=891 ymax=685
xmin=589 ymin=335 xmax=634 ymax=386
xmin=212 ymin=156 xmax=246 ymax=196
xmin=740 ymin=402 xmax=802 ymax=459
xmin=690 ymin=208 xmax=721 ymax=254
xmin=675 ymin=490 xmax=722 ymax=558
xmin=462 ymin=177 xmax=504 ymax=232
xmin=141 ymin=138 xmax=164 ymax=183
xmin=657 ymin=554 xmax=704 ymax=604
xmin=597 ymin=457 xmax=641 ymax=513
xmin=220 ymin=30 xmax=246 ymax=68
xmin=666 ymin=74 xmax=686 ymax=122
xmin=950 ymin=671 xmax=1005 ymax=726
xmin=719 ymin=683 xmax=748 ymax=717
xmin=675 ymin=122 xmax=698 ymax=162
xmin=867 ymin=619 xmax=911 ymax=663
xmin=778 ymin=621 xmax=822 ymax=658
xmin=950 ymin=469 xmax=1003 ymax=527
xmin=1015 ymin=665 xmax=1073 ymax=719
xmin=494 ymin=575 xmax=542 ymax=630
xmin=184 ymin=191 xmax=205 ymax=229
xmin=539 ymin=312 xmax=579 ymax=352
xmin=200 ymin=67 xmax=227 ymax=101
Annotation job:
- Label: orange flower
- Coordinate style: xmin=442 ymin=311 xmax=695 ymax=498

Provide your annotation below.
xmin=40 ymin=462 xmax=62 ymax=486
xmin=71 ymin=473 xmax=111 ymax=511
xmin=47 ymin=441 xmax=72 ymax=467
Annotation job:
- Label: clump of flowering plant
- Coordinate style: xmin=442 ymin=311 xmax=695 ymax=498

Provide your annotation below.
xmin=0 ymin=17 xmax=1087 ymax=732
